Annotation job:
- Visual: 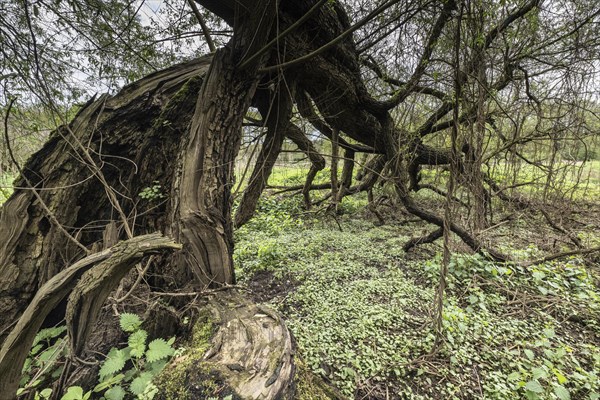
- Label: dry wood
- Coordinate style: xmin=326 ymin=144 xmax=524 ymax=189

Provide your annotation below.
xmin=157 ymin=290 xmax=295 ymax=399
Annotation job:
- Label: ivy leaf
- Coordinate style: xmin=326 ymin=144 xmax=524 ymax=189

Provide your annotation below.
xmin=128 ymin=329 xmax=148 ymax=358
xmin=119 ymin=313 xmax=142 ymax=333
xmin=553 ymin=385 xmax=570 ymax=400
xmin=146 ymin=338 xmax=175 ymax=363
xmin=99 ymin=349 xmax=128 ymax=380
xmin=524 ymin=349 xmax=535 ymax=360
xmin=130 ymin=372 xmax=153 ymax=395
xmin=104 ymin=385 xmax=126 ymax=400
xmin=525 ymin=380 xmax=544 ymax=393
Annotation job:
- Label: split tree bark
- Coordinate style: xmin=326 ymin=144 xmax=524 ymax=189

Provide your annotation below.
xmin=0 ymin=57 xmax=213 ymax=344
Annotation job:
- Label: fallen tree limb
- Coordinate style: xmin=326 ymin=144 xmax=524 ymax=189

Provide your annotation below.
xmin=0 ymin=234 xmax=181 ymax=399
xmin=485 ymin=174 xmax=583 ymax=248
xmin=403 ymin=228 xmax=444 ymax=252
xmin=394 ymin=177 xmax=510 ymax=262
xmin=520 ymin=246 xmax=600 ymax=267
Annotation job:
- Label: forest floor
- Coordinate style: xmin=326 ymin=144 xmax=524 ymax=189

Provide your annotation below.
xmin=233 ymin=171 xmax=600 ymax=400
xmin=3 ymin=165 xmax=599 ymax=400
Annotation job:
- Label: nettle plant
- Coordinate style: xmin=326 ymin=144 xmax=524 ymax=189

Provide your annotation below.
xmin=89 ymin=313 xmax=176 ymax=400
xmin=18 ymin=326 xmax=68 ymax=399
xmin=19 ymin=313 xmax=176 ymax=400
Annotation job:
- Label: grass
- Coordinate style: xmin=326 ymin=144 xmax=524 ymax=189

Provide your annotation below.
xmin=233 ymin=170 xmax=600 ymax=400
xmin=418 ymin=159 xmax=600 ymax=203
xmin=0 ymin=173 xmax=15 ymax=205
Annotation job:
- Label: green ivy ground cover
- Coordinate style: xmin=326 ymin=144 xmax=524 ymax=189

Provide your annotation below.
xmin=235 ymin=196 xmax=600 ymax=400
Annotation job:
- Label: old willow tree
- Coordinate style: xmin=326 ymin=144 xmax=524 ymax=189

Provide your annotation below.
xmin=1 ymin=0 xmax=599 ymax=398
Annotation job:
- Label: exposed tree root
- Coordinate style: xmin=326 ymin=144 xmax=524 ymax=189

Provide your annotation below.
xmin=156 ymin=290 xmax=295 ymax=400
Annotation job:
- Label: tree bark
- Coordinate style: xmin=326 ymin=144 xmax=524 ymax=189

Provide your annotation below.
xmin=0 ymin=57 xmax=212 ymax=345
xmin=174 ymin=0 xmax=278 ymax=287
xmin=0 ymin=234 xmax=180 ymax=399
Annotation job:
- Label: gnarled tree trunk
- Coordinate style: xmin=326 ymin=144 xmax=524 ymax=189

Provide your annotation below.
xmin=0 ymin=57 xmax=212 ymax=344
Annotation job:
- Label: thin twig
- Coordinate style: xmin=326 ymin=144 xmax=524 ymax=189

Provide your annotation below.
xmin=187 ymin=0 xmax=216 ymax=52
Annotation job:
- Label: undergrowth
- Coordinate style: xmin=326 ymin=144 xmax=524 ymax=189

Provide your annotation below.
xmin=18 ymin=313 xmax=176 ymax=400
xmin=0 ymin=173 xmax=14 ymax=204
xmin=235 ymin=198 xmax=600 ymax=399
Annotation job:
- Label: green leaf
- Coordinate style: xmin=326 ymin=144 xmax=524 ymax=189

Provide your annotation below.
xmin=532 ymin=271 xmax=546 ymax=280
xmin=39 ymin=388 xmax=53 ymax=399
xmin=525 ymin=380 xmax=544 ymax=393
xmin=37 ymin=341 xmax=64 ymax=365
xmin=146 ymin=339 xmax=175 ymax=363
xmin=119 ymin=313 xmax=142 ymax=333
xmin=525 ymin=391 xmax=540 ymax=400
xmin=553 ymin=385 xmax=570 ymax=400
xmin=532 ymin=367 xmax=547 ymax=380
xmin=507 ymin=372 xmax=521 ymax=381
xmin=104 ymin=385 xmax=126 ymax=400
xmin=30 ymin=344 xmax=43 ymax=357
xmin=147 ymin=359 xmax=168 ymax=374
xmin=543 ymin=328 xmax=555 ymax=338
xmin=33 ymin=326 xmax=67 ymax=347
xmin=524 ymin=349 xmax=535 ymax=360
xmin=130 ymin=372 xmax=153 ymax=395
xmin=99 ymin=349 xmax=128 ymax=380
xmin=553 ymin=369 xmax=567 ymax=384
xmin=128 ymin=330 xmax=148 ymax=358
xmin=93 ymin=374 xmax=124 ymax=392
xmin=51 ymin=366 xmax=64 ymax=379
xmin=60 ymin=386 xmax=83 ymax=400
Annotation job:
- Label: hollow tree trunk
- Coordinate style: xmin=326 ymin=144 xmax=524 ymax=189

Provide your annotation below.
xmin=0 ymin=58 xmax=212 ymax=345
